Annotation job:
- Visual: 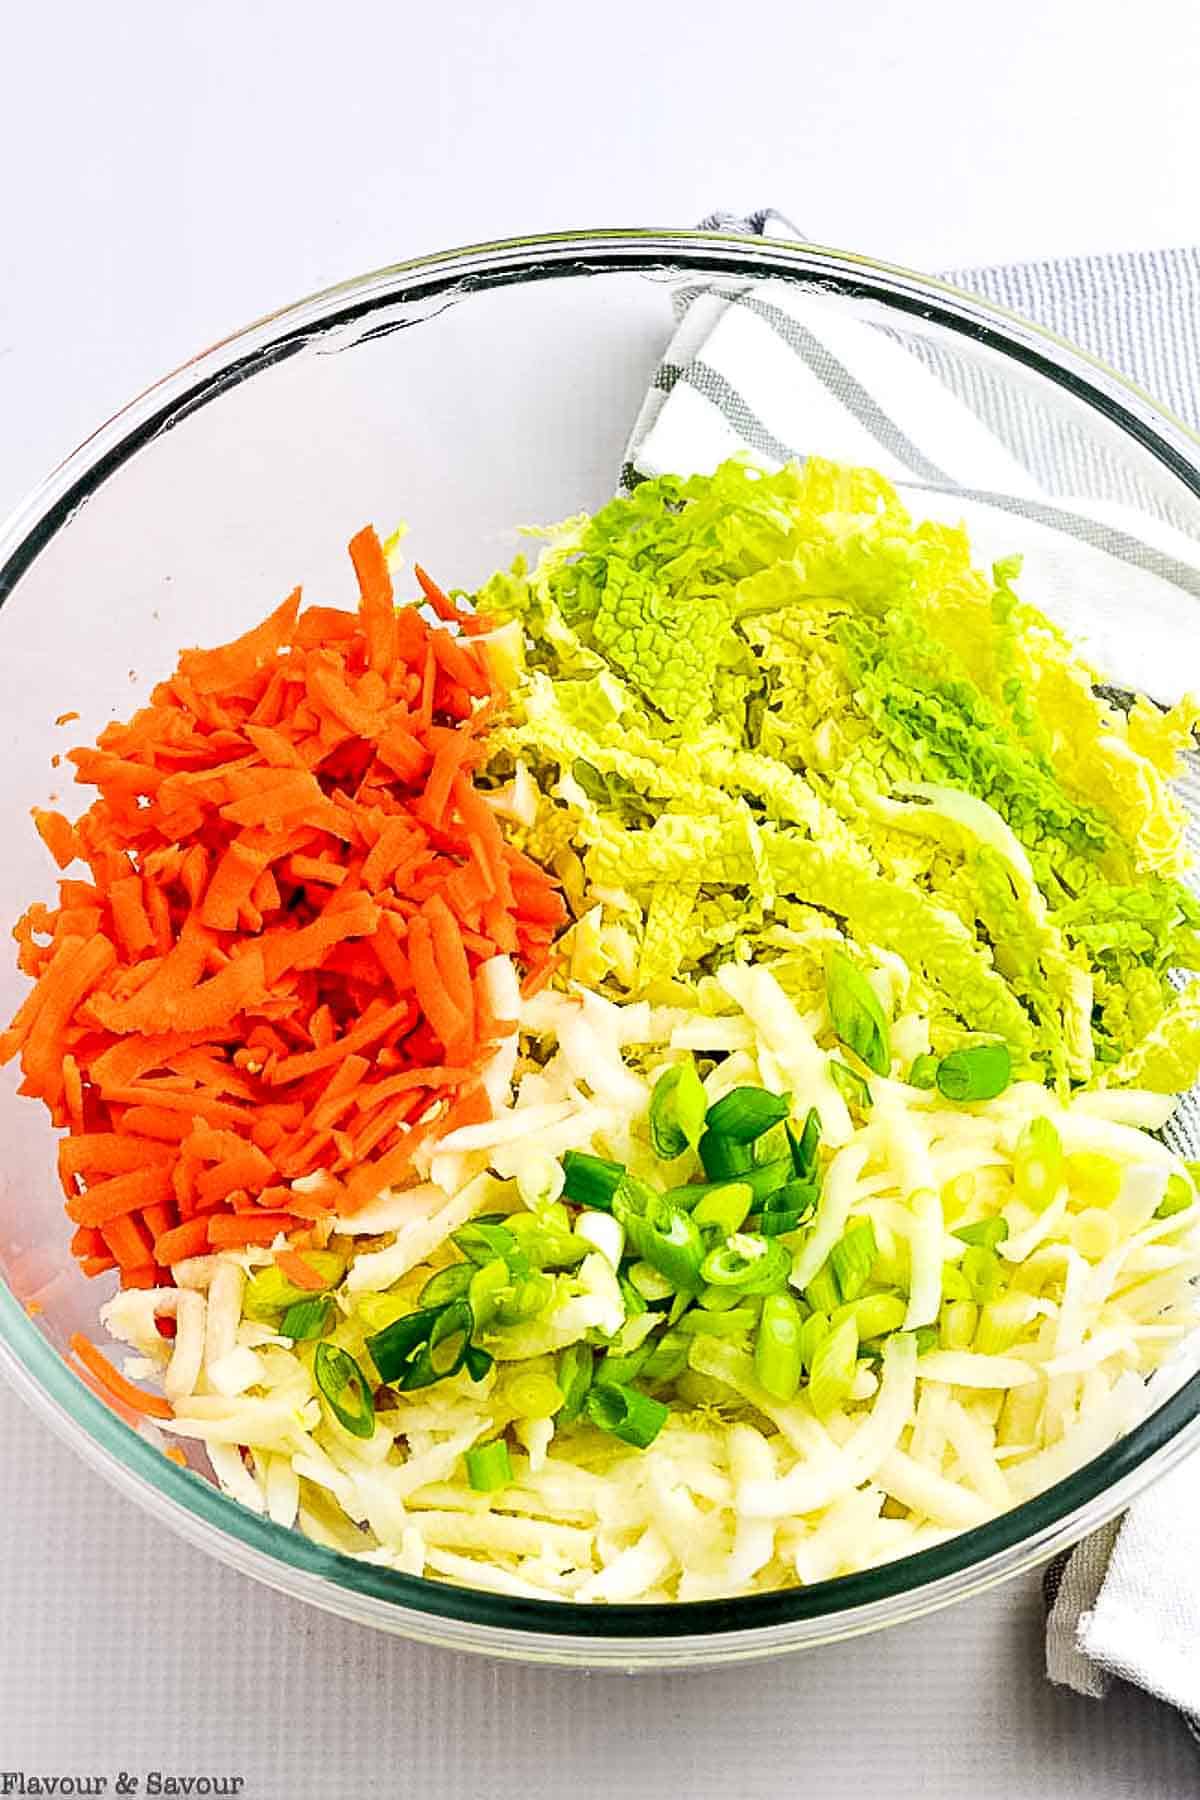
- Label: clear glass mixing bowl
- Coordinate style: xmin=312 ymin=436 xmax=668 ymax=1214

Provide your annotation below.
xmin=1 ymin=230 xmax=1199 ymax=1669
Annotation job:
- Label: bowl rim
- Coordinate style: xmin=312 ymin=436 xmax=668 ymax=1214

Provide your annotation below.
xmin=2 ymin=226 xmax=1199 ymax=1660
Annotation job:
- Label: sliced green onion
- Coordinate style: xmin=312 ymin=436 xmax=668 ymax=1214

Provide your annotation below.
xmin=692 ymin=1181 xmax=754 ymax=1238
xmin=704 ymin=1085 xmax=791 ymax=1145
xmin=585 ymin=1382 xmax=669 ymax=1448
xmin=627 ymin=1260 xmax=675 ymax=1303
xmin=828 ymin=1059 xmax=872 ymax=1111
xmin=953 ymin=1216 xmax=1010 ymax=1250
xmin=755 ymin=1175 xmax=820 ymax=1239
xmin=831 ymin=1290 xmax=907 ymax=1341
xmin=243 ymin=1251 xmax=346 ymax=1321
xmin=669 ymin=1157 xmax=792 ymax=1211
xmin=463 ymin=1344 xmax=494 ymax=1383
xmin=913 ymin=1325 xmax=939 ymax=1356
xmin=1013 ymin=1115 xmax=1064 ymax=1210
xmin=555 ymin=1342 xmax=594 ymax=1422
xmin=638 ymin=1330 xmax=690 ymax=1384
xmin=742 ymin=1157 xmax=793 ymax=1206
xmin=940 ymin=1261 xmax=974 ymax=1301
xmin=786 ymin=1106 xmax=821 ymax=1182
xmin=961 ymin=1244 xmax=1003 ymax=1304
xmin=649 ymin=1059 xmax=709 ymax=1159
xmin=677 ymin=1304 xmax=759 ymax=1337
xmin=974 ymin=1295 xmax=1032 ymax=1354
xmin=1155 ymin=1172 xmax=1194 ymax=1219
xmin=562 ymin=1151 xmax=625 ymax=1212
xmin=660 ymin=1182 xmax=709 ymax=1212
xmin=698 ymin=1129 xmax=754 ymax=1181
xmin=494 ymin=1272 xmax=554 ymax=1325
xmin=936 ymin=1042 xmax=1012 ymax=1102
xmin=798 ymin=1309 xmax=830 ymax=1372
xmin=418 ymin=1263 xmax=476 ymax=1309
xmin=830 ymin=1219 xmax=878 ymax=1304
xmin=467 ymin=1258 xmax=511 ymax=1330
xmin=755 ymin=1291 xmax=804 ymax=1400
xmin=667 ymin=1289 xmax=692 ymax=1327
xmin=505 ymin=1212 xmax=588 ymax=1268
xmin=464 ymin=1439 xmax=513 ymax=1492
xmin=908 ymin=1053 xmax=939 ymax=1090
xmin=452 ymin=1220 xmax=530 ymax=1276
xmin=600 ymin=1344 xmax=654 ymax=1384
xmin=279 ymin=1295 xmax=333 ymax=1342
xmin=411 ymin=1298 xmax=475 ymax=1388
xmin=615 ymin=1183 xmax=706 ymax=1293
xmin=807 ymin=1314 xmax=858 ymax=1420
xmin=758 ymin=1207 xmax=808 ymax=1238
xmin=698 ymin=1283 xmax=751 ymax=1313
xmin=804 ymin=1260 xmax=841 ymax=1317
xmin=618 ymin=1272 xmax=649 ymax=1319
xmin=313 ymin=1342 xmax=375 ymax=1438
xmin=826 ymin=949 xmax=890 ymax=1075
xmin=700 ymin=1234 xmax=790 ymax=1295
xmin=365 ymin=1304 xmax=443 ymax=1381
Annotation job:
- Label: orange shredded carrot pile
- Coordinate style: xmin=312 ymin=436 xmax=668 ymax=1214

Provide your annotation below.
xmin=3 ymin=528 xmax=564 ymax=1289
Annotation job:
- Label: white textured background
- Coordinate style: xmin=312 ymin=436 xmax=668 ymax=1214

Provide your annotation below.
xmin=3 ymin=0 xmax=1200 ymax=1793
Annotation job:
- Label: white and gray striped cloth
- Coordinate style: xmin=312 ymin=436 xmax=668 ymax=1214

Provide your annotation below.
xmin=624 ymin=214 xmax=1200 ymax=1735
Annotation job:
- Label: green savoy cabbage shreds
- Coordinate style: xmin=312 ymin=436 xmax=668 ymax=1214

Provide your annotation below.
xmin=475 ymin=456 xmax=1200 ymax=1094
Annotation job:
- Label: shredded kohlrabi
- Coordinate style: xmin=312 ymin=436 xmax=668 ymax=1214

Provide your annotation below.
xmin=104 ymin=959 xmax=1200 ymax=1602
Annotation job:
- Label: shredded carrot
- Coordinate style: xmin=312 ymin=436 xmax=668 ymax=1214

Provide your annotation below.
xmin=206 ymin=1213 xmax=301 ymax=1248
xmin=274 ymin=1247 xmax=328 ymax=1291
xmin=164 ymin=1445 xmax=189 ymax=1467
xmin=70 ymin=1332 xmax=174 ymax=1419
xmin=154 ymin=1218 xmax=210 ymax=1265
xmin=3 ymin=525 xmax=564 ymax=1280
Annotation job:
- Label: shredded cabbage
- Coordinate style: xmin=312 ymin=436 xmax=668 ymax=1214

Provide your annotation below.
xmin=480 ymin=458 xmax=1200 ymax=1093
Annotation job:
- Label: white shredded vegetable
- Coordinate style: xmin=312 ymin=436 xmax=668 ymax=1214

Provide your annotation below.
xmin=99 ymin=960 xmax=1200 ymax=1605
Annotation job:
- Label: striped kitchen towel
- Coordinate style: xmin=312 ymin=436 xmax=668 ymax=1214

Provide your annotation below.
xmin=624 ymin=213 xmax=1200 ymax=1734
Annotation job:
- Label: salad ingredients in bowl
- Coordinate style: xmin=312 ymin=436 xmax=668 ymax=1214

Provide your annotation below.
xmin=6 ymin=458 xmax=1200 ymax=1605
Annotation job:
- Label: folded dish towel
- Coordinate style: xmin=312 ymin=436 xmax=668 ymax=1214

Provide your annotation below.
xmin=624 ymin=211 xmax=1200 ymax=1735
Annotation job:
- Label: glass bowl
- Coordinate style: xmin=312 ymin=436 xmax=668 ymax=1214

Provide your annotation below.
xmin=1 ymin=229 xmax=1199 ymax=1669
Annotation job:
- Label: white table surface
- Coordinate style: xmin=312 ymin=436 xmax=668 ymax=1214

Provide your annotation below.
xmin=3 ymin=1 xmax=1200 ymax=1793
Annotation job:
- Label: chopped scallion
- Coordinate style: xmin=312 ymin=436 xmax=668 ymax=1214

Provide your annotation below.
xmin=465 ymin=1439 xmax=513 ymax=1493
xmin=908 ymin=1053 xmax=940 ymax=1090
xmin=755 ymin=1291 xmax=804 ymax=1400
xmin=648 ymin=1059 xmax=709 ymax=1159
xmin=677 ymin=1304 xmax=759 ymax=1337
xmin=561 ymin=1150 xmax=625 ymax=1212
xmin=279 ymin=1295 xmax=333 ymax=1342
xmin=555 ymin=1342 xmax=594 ymax=1422
xmin=936 ymin=1042 xmax=1012 ymax=1102
xmin=705 ymin=1085 xmax=791 ymax=1145
xmin=698 ymin=1129 xmax=754 ymax=1181
xmin=418 ymin=1263 xmax=476 ymax=1309
xmin=699 ymin=1234 xmax=790 ymax=1295
xmin=692 ymin=1181 xmax=754 ymax=1238
xmin=807 ymin=1314 xmax=858 ymax=1419
xmin=829 ymin=1058 xmax=872 ymax=1111
xmin=313 ymin=1342 xmax=376 ymax=1439
xmin=585 ymin=1382 xmax=669 ymax=1448
xmin=953 ymin=1216 xmax=1010 ymax=1250
xmin=829 ymin=1219 xmax=878 ymax=1304
xmin=825 ymin=949 xmax=890 ymax=1076
xmin=786 ymin=1106 xmax=821 ymax=1182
